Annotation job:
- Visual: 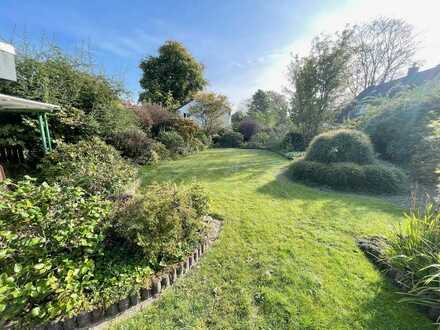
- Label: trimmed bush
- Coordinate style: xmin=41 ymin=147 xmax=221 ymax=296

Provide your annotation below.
xmin=288 ymin=159 xmax=407 ymax=194
xmin=305 ymin=129 xmax=375 ymax=165
xmin=40 ymin=137 xmax=136 ymax=196
xmin=112 ymin=183 xmax=209 ymax=264
xmin=214 ymin=130 xmax=244 ymax=148
xmin=282 ymin=131 xmax=305 ymax=151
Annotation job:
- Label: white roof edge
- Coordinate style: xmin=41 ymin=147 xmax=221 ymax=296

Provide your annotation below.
xmin=0 ymin=42 xmax=16 ymax=55
xmin=0 ymin=93 xmax=61 ymax=112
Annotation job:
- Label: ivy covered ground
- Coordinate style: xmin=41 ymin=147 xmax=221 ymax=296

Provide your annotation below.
xmin=112 ymin=148 xmax=433 ymax=329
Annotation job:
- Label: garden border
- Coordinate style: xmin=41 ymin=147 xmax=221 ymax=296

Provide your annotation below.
xmin=357 ymin=236 xmax=440 ymax=323
xmin=33 ymin=217 xmax=222 ymax=330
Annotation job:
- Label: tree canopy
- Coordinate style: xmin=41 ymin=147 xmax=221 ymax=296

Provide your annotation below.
xmin=288 ymin=31 xmax=351 ymax=143
xmin=247 ymin=89 xmax=288 ymax=127
xmin=189 ymin=92 xmax=231 ymax=134
xmin=139 ymin=41 xmax=207 ymax=108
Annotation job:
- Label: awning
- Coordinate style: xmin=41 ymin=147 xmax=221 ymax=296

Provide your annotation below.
xmin=0 ymin=93 xmax=60 ymax=152
xmin=0 ymin=93 xmax=60 ymax=113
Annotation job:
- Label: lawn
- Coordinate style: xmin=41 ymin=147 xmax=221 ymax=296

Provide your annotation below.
xmin=111 ymin=148 xmax=433 ymax=329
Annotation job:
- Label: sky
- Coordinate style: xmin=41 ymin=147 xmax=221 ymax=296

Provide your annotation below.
xmin=1 ymin=0 xmax=440 ymax=110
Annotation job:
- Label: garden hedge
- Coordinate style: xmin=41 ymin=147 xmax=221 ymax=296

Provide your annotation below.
xmin=288 ymin=159 xmax=407 ymax=194
xmin=305 ymin=129 xmax=375 ymax=165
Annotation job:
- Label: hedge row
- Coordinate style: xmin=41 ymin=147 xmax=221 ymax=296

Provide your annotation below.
xmin=287 ymin=160 xmax=407 ymax=194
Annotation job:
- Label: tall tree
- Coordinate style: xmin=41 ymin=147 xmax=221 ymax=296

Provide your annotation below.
xmin=247 ymin=90 xmax=288 ymax=127
xmin=189 ymin=92 xmax=232 ymax=134
xmin=288 ymin=31 xmax=351 ymax=144
xmin=348 ymin=17 xmax=418 ymax=96
xmin=139 ymin=41 xmax=207 ymax=108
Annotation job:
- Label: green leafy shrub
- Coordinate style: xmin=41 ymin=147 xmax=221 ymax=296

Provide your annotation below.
xmin=362 ymin=84 xmax=440 ymax=185
xmin=247 ymin=131 xmax=271 ymax=149
xmin=40 ymin=137 xmax=136 ymax=196
xmin=287 ymin=159 xmax=407 ymax=193
xmin=108 ymin=128 xmax=160 ymax=164
xmin=158 ymin=130 xmax=187 ymax=155
xmin=305 ymin=129 xmax=375 ymax=165
xmin=215 ymin=130 xmax=244 ymax=148
xmin=0 ymin=177 xmax=111 ymax=327
xmin=112 ymin=183 xmax=209 ymax=264
xmin=282 ymin=131 xmax=305 ymax=151
xmin=386 ymin=205 xmax=440 ymax=311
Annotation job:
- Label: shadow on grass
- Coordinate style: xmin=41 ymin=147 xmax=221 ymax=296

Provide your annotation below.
xmin=256 ymin=169 xmax=404 ymax=217
xmin=355 ymin=280 xmax=433 ymax=329
xmin=140 ymin=149 xmax=288 ymax=186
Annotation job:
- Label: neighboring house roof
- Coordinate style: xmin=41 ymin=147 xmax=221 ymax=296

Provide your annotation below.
xmin=341 ymin=64 xmax=440 ymax=120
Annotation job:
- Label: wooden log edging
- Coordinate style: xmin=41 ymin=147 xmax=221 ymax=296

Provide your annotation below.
xmin=32 ymin=217 xmax=222 ymax=330
xmin=357 ymin=236 xmax=440 ymax=323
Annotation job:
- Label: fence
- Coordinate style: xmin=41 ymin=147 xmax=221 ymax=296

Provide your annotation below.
xmin=0 ymin=145 xmax=26 ymax=163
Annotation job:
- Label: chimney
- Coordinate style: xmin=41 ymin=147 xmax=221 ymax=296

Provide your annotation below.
xmin=407 ymin=64 xmax=419 ymax=77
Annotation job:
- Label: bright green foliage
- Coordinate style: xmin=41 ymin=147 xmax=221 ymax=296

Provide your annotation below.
xmin=288 ymin=160 xmax=407 ymax=193
xmin=139 ymin=41 xmax=207 ymax=107
xmin=387 ymin=205 xmax=440 ymax=310
xmin=214 ymin=130 xmax=244 ymax=148
xmin=0 ymin=177 xmax=110 ymax=326
xmin=0 ymin=46 xmax=127 ymax=163
xmin=305 ymin=129 xmax=375 ymax=165
xmin=362 ymin=84 xmax=440 ymax=185
xmin=40 ymin=137 xmax=136 ymax=196
xmin=111 ymin=149 xmax=431 ymax=329
xmin=113 ymin=183 xmax=209 ymax=264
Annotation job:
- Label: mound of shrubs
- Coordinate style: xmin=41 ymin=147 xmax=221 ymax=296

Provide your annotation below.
xmin=40 ymin=137 xmax=136 ymax=196
xmin=288 ymin=160 xmax=407 ymax=193
xmin=214 ymin=130 xmax=244 ymax=148
xmin=0 ymin=177 xmax=210 ymax=327
xmin=0 ymin=177 xmax=111 ymax=326
xmin=108 ymin=128 xmax=165 ymax=165
xmin=112 ymin=183 xmax=209 ymax=265
xmin=305 ymin=129 xmax=375 ymax=165
xmin=288 ymin=129 xmax=407 ymax=194
xmin=361 ymin=84 xmax=440 ymax=185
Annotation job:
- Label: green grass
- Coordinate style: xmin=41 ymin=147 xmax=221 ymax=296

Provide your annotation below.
xmin=112 ymin=148 xmax=433 ymax=329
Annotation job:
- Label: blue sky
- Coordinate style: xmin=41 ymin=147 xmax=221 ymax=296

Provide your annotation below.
xmin=1 ymin=0 xmax=439 ymax=108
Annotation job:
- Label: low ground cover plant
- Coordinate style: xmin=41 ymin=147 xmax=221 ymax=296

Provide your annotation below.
xmin=0 ymin=177 xmax=209 ymax=327
xmin=0 ymin=177 xmax=111 ymax=326
xmin=288 ymin=129 xmax=408 ymax=193
xmin=40 ymin=137 xmax=136 ymax=196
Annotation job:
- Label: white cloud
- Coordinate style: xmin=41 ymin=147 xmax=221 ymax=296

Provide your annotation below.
xmin=228 ymin=0 xmax=440 ymax=109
